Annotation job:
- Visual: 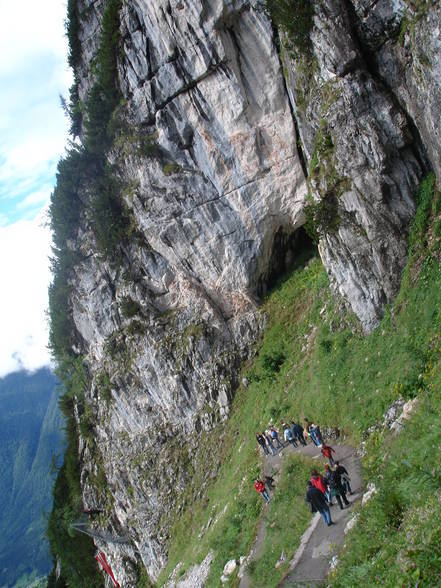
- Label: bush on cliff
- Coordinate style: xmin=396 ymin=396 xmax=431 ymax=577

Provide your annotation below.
xmin=263 ymin=0 xmax=314 ymax=55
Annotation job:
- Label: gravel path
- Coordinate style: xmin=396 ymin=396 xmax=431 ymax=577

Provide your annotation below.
xmin=239 ymin=441 xmax=362 ymax=588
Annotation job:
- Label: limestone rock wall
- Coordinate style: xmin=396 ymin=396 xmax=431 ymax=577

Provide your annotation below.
xmin=282 ymin=0 xmax=432 ymax=330
xmin=353 ymin=0 xmax=441 ymax=181
xmin=70 ymin=0 xmax=306 ymax=581
xmin=65 ymin=0 xmax=441 ymax=583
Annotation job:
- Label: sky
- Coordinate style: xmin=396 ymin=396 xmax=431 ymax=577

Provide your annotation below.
xmin=0 ymin=0 xmax=71 ymax=377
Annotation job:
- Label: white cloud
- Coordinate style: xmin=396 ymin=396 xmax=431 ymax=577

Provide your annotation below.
xmin=0 ymin=1 xmax=74 ymax=376
xmin=0 ymin=0 xmax=72 ymax=221
xmin=0 ymin=209 xmax=53 ymax=377
xmin=16 ymin=186 xmax=52 ymax=211
xmin=0 ymin=1 xmax=69 ymax=76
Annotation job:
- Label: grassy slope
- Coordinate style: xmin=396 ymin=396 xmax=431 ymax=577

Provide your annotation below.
xmin=330 ymin=174 xmax=441 ymax=587
xmin=157 ymin=174 xmax=441 ymax=587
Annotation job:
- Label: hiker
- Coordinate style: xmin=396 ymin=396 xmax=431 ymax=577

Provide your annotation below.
xmin=312 ymin=424 xmax=323 ymax=446
xmin=321 ymin=443 xmax=336 ymax=466
xmin=284 ymin=425 xmax=298 ymax=448
xmin=254 ymin=479 xmax=270 ymax=503
xmin=303 ymin=419 xmax=311 ymax=444
xmin=305 ymin=481 xmax=333 ymax=526
xmin=265 ymin=474 xmax=275 ymax=490
xmin=291 ymin=421 xmax=307 ymax=446
xmin=264 ymin=430 xmax=277 ymax=455
xmin=310 ymin=469 xmax=328 ymax=500
xmin=335 ymin=461 xmax=353 ymax=495
xmin=271 ymin=426 xmax=283 ymax=449
xmin=256 ymin=433 xmax=268 ymax=455
xmin=305 ymin=419 xmax=319 ymax=446
xmin=324 ymin=464 xmax=350 ymax=509
xmin=309 ymin=424 xmax=321 ymax=447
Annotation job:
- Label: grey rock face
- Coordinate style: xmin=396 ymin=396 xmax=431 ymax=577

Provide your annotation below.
xmin=70 ymin=0 xmax=306 ymax=582
xmin=66 ymin=0 xmax=441 ymax=583
xmin=350 ymin=0 xmax=407 ymax=50
xmin=368 ymin=2 xmax=441 ymax=181
xmin=283 ymin=0 xmax=426 ymax=330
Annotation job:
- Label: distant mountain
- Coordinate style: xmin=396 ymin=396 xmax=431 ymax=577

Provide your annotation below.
xmin=0 ymin=368 xmax=64 ymax=587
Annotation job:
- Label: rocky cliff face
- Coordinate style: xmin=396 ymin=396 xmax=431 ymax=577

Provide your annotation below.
xmin=70 ymin=0 xmax=306 ymax=582
xmin=282 ymin=0 xmax=434 ymax=330
xmin=61 ymin=0 xmax=441 ymax=583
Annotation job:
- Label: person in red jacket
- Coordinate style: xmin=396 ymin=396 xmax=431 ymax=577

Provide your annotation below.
xmin=321 ymin=443 xmax=336 ymax=466
xmin=310 ymin=469 xmax=329 ymax=498
xmin=254 ymin=479 xmax=270 ymax=503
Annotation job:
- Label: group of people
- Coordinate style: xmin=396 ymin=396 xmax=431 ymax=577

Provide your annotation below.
xmin=253 ymin=418 xmax=355 ymax=527
xmin=255 ymin=418 xmax=327 ymax=457
xmin=305 ymin=461 xmax=353 ymax=526
xmin=255 ymin=419 xmax=313 ymax=456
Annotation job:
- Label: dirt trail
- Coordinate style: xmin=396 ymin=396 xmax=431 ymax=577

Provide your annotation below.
xmin=239 ymin=441 xmax=362 ymax=588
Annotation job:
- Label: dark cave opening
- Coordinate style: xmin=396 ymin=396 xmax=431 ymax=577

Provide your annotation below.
xmin=256 ymin=225 xmax=317 ymax=299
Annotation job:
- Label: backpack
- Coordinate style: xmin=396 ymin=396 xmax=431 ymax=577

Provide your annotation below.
xmin=328 ymin=471 xmax=339 ymax=489
xmin=341 ymin=472 xmax=350 ymax=484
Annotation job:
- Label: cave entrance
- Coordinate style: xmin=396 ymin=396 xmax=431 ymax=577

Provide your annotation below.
xmin=256 ymin=225 xmax=317 ymax=299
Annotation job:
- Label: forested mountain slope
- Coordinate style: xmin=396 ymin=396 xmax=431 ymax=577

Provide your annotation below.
xmin=0 ymin=368 xmax=63 ymax=587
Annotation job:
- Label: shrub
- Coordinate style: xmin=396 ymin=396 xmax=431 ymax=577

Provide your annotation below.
xmin=263 ymin=0 xmax=314 ymax=56
xmin=47 ymin=457 xmax=104 ymax=587
xmin=139 ymin=131 xmax=161 ymax=157
xmin=47 ymin=0 xmax=128 ymax=582
xmin=48 ymin=262 xmax=75 ymax=360
xmin=50 ymin=145 xmax=87 ymax=249
xmin=78 ymin=401 xmax=95 ymax=443
xmin=319 ymin=338 xmax=332 ymax=353
xmin=67 ymin=82 xmax=83 ymax=137
xmin=261 ymin=350 xmax=286 ymax=374
xmin=304 ymin=193 xmax=340 ymax=241
xmin=84 ymin=0 xmax=123 ymax=154
xmin=65 ymin=0 xmax=83 ymax=137
xmin=127 ymin=320 xmax=147 ymax=337
xmin=47 ymin=356 xmax=103 ymax=586
xmin=304 ymin=119 xmax=352 ymax=241
xmin=163 ymin=162 xmax=183 ymax=176
xmin=48 ymin=145 xmax=89 ymax=361
xmin=120 ymin=296 xmax=141 ymax=319
xmin=96 ymin=371 xmax=112 ymax=407
xmin=66 ymin=0 xmax=81 ymax=70
xmin=89 ymin=165 xmax=132 ymax=258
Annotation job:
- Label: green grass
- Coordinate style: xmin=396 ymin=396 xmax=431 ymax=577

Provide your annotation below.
xmin=328 ymin=174 xmax=441 ymax=586
xmin=158 ymin=174 xmax=441 ymax=586
xmin=330 ymin=350 xmax=441 ymax=586
xmin=248 ymin=454 xmax=317 ymax=586
xmin=157 ymin=255 xmax=326 ymax=586
xmin=156 ymin=256 xmax=327 ymax=586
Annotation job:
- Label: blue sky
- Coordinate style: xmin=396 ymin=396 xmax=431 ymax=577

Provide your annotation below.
xmin=0 ymin=44 xmax=70 ymax=225
xmin=0 ymin=0 xmax=71 ymax=376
